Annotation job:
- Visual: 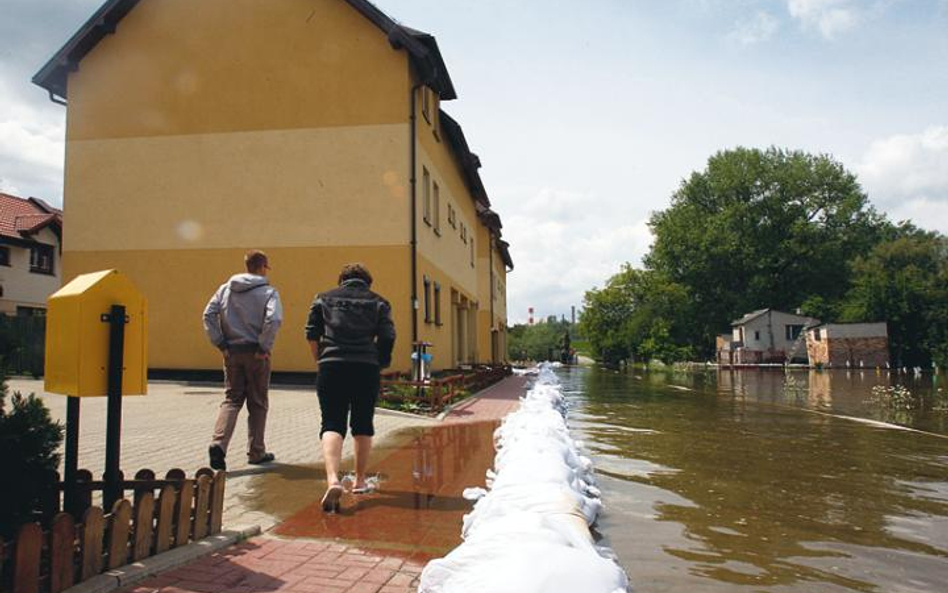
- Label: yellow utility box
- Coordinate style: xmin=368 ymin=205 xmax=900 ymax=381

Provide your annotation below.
xmin=45 ymin=270 xmax=148 ymax=397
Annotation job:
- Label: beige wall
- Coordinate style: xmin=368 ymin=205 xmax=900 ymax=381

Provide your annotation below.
xmin=66 ymin=0 xmax=410 ymax=141
xmin=58 ymin=0 xmax=508 ymax=373
xmin=64 ymin=246 xmax=413 ymax=372
xmin=64 ymin=125 xmax=411 ymax=252
xmin=414 ymin=144 xmax=479 ymax=298
xmin=0 ymin=228 xmax=62 ymax=314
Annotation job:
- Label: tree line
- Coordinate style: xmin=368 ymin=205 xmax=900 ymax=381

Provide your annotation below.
xmin=580 ymin=147 xmax=948 ymax=368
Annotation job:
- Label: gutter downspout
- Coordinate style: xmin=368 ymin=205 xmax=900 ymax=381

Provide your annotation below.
xmin=409 ymin=80 xmax=425 ymax=346
xmin=489 ymin=233 xmax=495 ymax=362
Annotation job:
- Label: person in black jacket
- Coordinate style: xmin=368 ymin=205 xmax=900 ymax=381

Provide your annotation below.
xmin=305 ymin=263 xmax=396 ymax=512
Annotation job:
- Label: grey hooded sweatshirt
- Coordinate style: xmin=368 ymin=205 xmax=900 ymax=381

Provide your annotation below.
xmin=203 ymin=273 xmax=283 ymax=354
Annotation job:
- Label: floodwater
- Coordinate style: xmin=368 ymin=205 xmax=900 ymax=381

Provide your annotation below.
xmin=571 ymin=367 xmax=948 ymax=593
xmin=248 ymin=367 xmax=948 ymax=592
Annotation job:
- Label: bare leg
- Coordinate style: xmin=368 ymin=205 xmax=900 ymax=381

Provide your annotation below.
xmin=353 ymin=435 xmax=373 ymax=488
xmin=321 ymin=431 xmax=344 ymax=487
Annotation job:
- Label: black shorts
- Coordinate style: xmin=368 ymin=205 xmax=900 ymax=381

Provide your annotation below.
xmin=316 ymin=362 xmax=380 ymax=438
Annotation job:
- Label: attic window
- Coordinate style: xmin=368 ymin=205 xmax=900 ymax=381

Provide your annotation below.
xmin=422 ymin=167 xmax=431 ymax=225
xmin=422 ymin=87 xmax=432 ymax=123
xmin=433 ymin=182 xmax=441 ymax=235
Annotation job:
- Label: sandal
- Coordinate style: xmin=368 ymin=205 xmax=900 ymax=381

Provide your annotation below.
xmin=352 ymin=484 xmax=376 ymax=495
xmin=321 ymin=484 xmax=344 ymax=513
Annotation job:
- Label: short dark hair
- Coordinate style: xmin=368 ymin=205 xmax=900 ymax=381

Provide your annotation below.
xmin=245 ymin=250 xmax=268 ymax=273
xmin=339 ymin=263 xmax=372 ymax=286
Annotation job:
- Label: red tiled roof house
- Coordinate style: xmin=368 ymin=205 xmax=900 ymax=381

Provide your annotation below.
xmin=0 ymin=192 xmax=63 ymax=315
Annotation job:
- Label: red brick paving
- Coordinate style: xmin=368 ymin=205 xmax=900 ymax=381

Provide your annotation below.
xmin=442 ymin=374 xmax=529 ymax=422
xmin=121 ymin=375 xmax=528 ymax=593
xmin=126 ymin=539 xmax=425 ymax=593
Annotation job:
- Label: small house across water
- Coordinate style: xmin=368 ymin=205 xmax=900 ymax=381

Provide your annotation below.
xmin=718 ymin=309 xmax=819 ymax=365
xmin=805 ymin=322 xmax=889 ymax=368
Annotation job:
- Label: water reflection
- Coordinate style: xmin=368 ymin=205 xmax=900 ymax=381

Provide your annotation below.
xmin=249 ymin=421 xmax=497 ymax=558
xmin=566 ymin=366 xmax=948 ymax=593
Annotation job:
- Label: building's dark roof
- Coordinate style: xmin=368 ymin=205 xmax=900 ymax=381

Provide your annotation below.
xmin=33 ymin=0 xmax=457 ymax=102
xmin=477 ymin=203 xmax=503 ymax=233
xmin=731 ymin=308 xmax=770 ymax=327
xmin=731 ymin=308 xmax=816 ymax=327
xmin=439 ymin=109 xmax=490 ymax=207
xmin=498 ymin=240 xmax=513 ymax=271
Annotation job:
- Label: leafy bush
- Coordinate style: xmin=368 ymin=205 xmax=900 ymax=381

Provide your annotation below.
xmin=0 ymin=370 xmax=64 ymax=537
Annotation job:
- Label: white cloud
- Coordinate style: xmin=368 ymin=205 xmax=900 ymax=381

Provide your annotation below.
xmin=787 ymin=0 xmax=859 ymax=39
xmin=0 ymin=96 xmax=65 ymax=202
xmin=497 ymin=187 xmax=653 ymax=324
xmin=729 ymin=10 xmax=780 ymax=45
xmin=856 ymin=125 xmax=948 ymax=230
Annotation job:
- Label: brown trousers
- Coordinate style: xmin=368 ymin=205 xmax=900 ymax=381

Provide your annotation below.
xmin=211 ymin=351 xmax=271 ymax=461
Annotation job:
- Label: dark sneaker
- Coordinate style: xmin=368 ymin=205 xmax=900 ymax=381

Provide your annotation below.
xmin=208 ymin=445 xmax=226 ymax=471
xmin=321 ymin=484 xmax=344 ymax=513
xmin=248 ymin=452 xmax=275 ymax=465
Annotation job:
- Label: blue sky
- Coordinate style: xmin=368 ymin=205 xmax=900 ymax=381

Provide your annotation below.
xmin=2 ymin=0 xmax=947 ymax=323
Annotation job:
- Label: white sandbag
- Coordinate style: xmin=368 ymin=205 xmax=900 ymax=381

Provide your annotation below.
xmin=419 ymin=363 xmax=629 ymax=593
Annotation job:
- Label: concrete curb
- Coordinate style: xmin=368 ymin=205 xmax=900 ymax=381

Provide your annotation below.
xmin=63 ymin=525 xmax=261 ymax=593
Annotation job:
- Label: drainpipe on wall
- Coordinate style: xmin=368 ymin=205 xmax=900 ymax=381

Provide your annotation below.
xmin=409 ymin=81 xmax=422 ymax=346
xmin=489 ymin=233 xmax=495 ymax=361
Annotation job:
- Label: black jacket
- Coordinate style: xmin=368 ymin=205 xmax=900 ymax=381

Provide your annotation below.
xmin=305 ymin=279 xmax=396 ymax=367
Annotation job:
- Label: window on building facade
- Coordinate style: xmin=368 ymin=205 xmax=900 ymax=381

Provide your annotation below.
xmin=17 ymin=306 xmax=46 ymax=317
xmin=0 ymin=246 xmax=10 ymax=266
xmin=421 ymin=86 xmax=431 ymax=123
xmin=448 ymin=204 xmax=456 ymax=228
xmin=785 ymin=324 xmax=804 ymax=340
xmin=434 ymin=282 xmax=442 ymax=325
xmin=470 ymin=238 xmax=475 ymax=267
xmin=433 ymin=182 xmax=441 ymax=235
xmin=754 ymin=330 xmax=760 ymax=341
xmin=422 ymin=167 xmax=431 ymax=225
xmin=30 ymin=243 xmax=54 ymax=275
xmin=461 ymin=223 xmax=467 ymax=243
xmin=423 ymin=276 xmax=431 ymax=323
xmin=813 ymin=329 xmax=822 ymax=342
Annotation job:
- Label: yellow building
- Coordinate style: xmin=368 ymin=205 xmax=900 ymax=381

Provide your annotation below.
xmin=34 ymin=0 xmax=512 ymax=374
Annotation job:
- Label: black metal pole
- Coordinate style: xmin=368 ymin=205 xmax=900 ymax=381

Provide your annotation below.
xmin=103 ymin=304 xmax=126 ymax=510
xmin=64 ymin=396 xmax=80 ymax=516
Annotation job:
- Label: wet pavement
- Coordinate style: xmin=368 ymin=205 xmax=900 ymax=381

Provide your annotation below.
xmin=271 ymin=421 xmax=499 ymax=559
xmin=120 ymin=374 xmax=530 ymax=593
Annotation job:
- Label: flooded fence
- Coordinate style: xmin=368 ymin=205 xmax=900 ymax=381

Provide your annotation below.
xmin=381 ymin=365 xmax=511 ymax=411
xmin=0 ymin=468 xmax=225 ymax=593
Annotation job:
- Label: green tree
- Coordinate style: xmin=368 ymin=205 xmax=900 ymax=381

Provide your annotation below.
xmin=841 ymin=230 xmax=948 ymax=367
xmin=646 ymin=147 xmax=889 ymax=355
xmin=507 ymin=319 xmax=573 ymax=361
xmin=581 ymin=266 xmax=693 ymax=364
xmin=0 ymin=370 xmax=64 ymax=537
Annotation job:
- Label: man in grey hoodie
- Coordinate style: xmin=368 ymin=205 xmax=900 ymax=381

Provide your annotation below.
xmin=203 ymin=250 xmax=283 ymax=470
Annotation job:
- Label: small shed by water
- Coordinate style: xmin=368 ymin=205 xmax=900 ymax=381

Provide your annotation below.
xmin=805 ymin=322 xmax=889 ymax=368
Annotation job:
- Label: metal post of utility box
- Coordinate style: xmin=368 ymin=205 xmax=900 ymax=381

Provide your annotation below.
xmin=103 ymin=304 xmax=127 ymax=510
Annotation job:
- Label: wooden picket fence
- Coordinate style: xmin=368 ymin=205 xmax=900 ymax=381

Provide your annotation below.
xmin=381 ymin=364 xmax=511 ymax=411
xmin=0 ymin=468 xmax=225 ymax=593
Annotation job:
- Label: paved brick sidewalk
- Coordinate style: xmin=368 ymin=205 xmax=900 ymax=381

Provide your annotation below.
xmin=8 ymin=378 xmax=435 ymax=532
xmin=10 ymin=374 xmax=529 ymax=593
xmin=441 ymin=374 xmax=529 ymax=422
xmin=125 ymin=538 xmax=424 ymax=593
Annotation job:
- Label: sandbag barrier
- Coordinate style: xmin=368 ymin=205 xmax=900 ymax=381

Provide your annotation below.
xmin=419 ymin=364 xmax=630 ymax=593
